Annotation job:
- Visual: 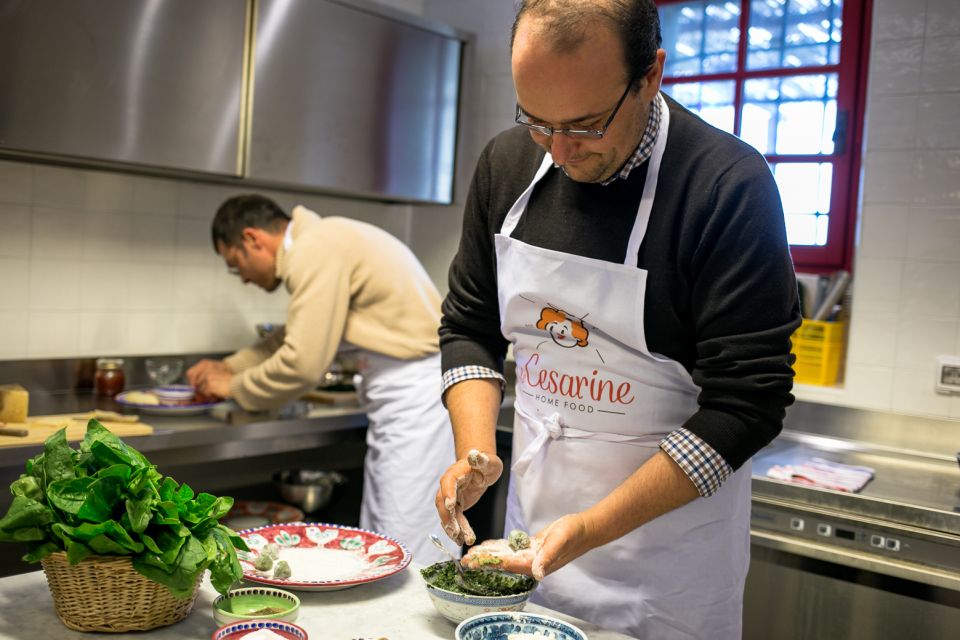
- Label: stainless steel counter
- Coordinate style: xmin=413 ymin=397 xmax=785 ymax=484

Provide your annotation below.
xmin=745 ymin=404 xmax=960 ymax=640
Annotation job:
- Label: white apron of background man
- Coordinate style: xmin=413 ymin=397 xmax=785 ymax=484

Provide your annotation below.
xmin=496 ymin=94 xmax=751 ymax=639
xmin=354 ymin=349 xmax=455 ymax=566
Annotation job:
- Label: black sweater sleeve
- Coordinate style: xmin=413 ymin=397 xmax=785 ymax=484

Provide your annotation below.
xmin=438 ymin=136 xmax=516 ymax=374
xmin=677 ymin=151 xmax=801 ymax=469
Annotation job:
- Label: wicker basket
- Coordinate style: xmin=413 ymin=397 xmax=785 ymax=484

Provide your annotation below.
xmin=40 ymin=552 xmax=202 ymax=632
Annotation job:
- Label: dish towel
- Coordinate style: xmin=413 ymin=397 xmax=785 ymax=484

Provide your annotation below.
xmin=766 ymin=457 xmax=875 ymax=492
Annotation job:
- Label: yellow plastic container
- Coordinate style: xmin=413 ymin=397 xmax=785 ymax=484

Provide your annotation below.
xmin=791 ymin=319 xmax=846 ymax=386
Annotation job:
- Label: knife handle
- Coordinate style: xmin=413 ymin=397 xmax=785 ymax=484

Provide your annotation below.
xmin=0 ymin=427 xmax=29 ymax=437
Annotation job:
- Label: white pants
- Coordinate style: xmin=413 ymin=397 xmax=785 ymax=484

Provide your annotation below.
xmin=356 ymin=351 xmax=454 ymax=565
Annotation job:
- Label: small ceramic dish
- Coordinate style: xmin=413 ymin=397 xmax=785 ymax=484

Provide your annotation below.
xmin=153 ymin=384 xmax=196 ymax=404
xmin=455 ymin=611 xmax=588 ymax=640
xmin=421 ymin=561 xmax=536 ymax=624
xmin=212 ymin=620 xmax=308 ymax=640
xmin=212 ymin=587 xmax=300 ymax=625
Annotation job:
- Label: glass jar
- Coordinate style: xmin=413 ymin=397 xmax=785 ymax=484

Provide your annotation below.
xmin=94 ymin=358 xmax=126 ymax=398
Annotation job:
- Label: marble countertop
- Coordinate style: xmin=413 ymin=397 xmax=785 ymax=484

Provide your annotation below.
xmin=0 ymin=566 xmax=635 ymax=640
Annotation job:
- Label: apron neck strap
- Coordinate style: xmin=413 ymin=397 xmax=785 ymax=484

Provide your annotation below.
xmin=623 ymin=92 xmax=669 ymax=265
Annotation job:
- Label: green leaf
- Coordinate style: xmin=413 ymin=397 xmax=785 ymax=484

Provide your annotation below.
xmin=132 ymin=535 xmax=205 ymax=599
xmin=176 ymin=483 xmax=195 ymax=504
xmin=47 ymin=477 xmax=95 ymax=515
xmin=139 ymin=532 xmax=162 ymax=555
xmin=23 ymin=541 xmax=59 ymax=563
xmin=207 ymin=525 xmax=245 ymax=594
xmin=159 ymin=477 xmax=178 ymax=502
xmin=0 ymin=495 xmax=54 ymax=532
xmin=53 ymin=521 xmax=144 ymax=554
xmin=76 ymin=474 xmax=126 ymax=522
xmin=126 ymin=496 xmax=154 ymax=534
xmin=10 ymin=475 xmax=43 ymax=501
xmin=41 ymin=428 xmax=77 ymax=488
xmin=152 ymin=501 xmax=182 ymax=527
xmin=64 ymin=539 xmax=93 ymax=565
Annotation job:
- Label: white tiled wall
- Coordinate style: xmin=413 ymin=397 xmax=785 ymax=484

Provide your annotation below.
xmin=0 ymin=162 xmax=412 ymax=359
xmin=799 ymin=0 xmax=960 ymax=419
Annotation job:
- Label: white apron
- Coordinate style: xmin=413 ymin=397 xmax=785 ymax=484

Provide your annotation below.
xmin=354 ymin=350 xmax=455 ymax=566
xmin=498 ymin=94 xmax=751 ymax=640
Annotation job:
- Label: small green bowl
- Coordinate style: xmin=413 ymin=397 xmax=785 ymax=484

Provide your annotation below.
xmin=212 ymin=587 xmax=300 ymax=625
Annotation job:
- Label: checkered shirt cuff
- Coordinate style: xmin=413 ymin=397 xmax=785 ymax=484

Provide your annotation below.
xmin=441 ymin=365 xmax=507 ymax=398
xmin=660 ymin=427 xmax=732 ymax=497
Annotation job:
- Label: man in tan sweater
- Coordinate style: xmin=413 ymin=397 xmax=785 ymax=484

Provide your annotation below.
xmin=187 ymin=194 xmax=454 ymax=564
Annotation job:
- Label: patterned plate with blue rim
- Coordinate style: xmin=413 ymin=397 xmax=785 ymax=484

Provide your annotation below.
xmin=236 ymin=522 xmax=411 ymax=591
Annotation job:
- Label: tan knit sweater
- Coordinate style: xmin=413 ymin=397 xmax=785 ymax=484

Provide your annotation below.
xmin=225 ymin=206 xmax=443 ymax=410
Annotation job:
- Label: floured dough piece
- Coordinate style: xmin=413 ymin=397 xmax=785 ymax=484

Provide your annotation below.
xmin=121 ymin=391 xmax=160 ymax=405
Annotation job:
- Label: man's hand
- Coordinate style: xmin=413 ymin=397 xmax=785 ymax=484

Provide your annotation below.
xmin=186 ymin=359 xmax=232 ymax=387
xmin=186 ymin=359 xmax=233 ymax=399
xmin=462 ymin=513 xmax=591 ymax=581
xmin=195 ymin=368 xmax=233 ymax=400
xmin=435 ymin=449 xmax=503 ymax=546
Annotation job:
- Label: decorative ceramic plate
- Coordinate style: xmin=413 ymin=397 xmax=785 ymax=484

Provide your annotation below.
xmin=114 ymin=390 xmax=223 ymax=416
xmin=237 ymin=523 xmax=411 ymax=591
xmin=222 ymin=501 xmax=305 ymax=531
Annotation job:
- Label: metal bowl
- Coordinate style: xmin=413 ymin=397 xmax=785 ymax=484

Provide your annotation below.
xmin=273 ymin=469 xmax=346 ymax=513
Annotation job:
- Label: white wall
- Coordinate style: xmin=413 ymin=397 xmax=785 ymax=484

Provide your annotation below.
xmin=797 ymin=0 xmax=960 ymax=419
xmin=0 ymin=164 xmax=412 ymax=359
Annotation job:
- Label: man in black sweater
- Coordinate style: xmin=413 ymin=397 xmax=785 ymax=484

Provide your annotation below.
xmin=434 ymin=1 xmax=800 ymax=637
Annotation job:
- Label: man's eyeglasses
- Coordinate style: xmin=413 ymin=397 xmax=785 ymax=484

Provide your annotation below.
xmin=515 ymin=81 xmax=634 ymax=140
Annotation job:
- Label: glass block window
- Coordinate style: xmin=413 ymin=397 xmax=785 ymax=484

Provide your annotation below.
xmin=657 ymin=0 xmax=871 ymax=271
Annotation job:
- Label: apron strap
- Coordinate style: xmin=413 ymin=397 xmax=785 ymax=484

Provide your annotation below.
xmin=500 ymin=154 xmax=557 ymax=237
xmin=512 ymin=410 xmax=663 ymax=477
xmin=623 ymin=92 xmax=670 ymax=265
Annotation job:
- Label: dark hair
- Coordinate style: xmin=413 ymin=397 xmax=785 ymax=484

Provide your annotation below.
xmin=211 ymin=194 xmax=290 ymax=251
xmin=510 ymin=0 xmax=662 ymax=87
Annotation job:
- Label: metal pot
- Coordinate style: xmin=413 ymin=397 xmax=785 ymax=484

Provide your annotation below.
xmin=273 ymin=469 xmax=346 ymax=513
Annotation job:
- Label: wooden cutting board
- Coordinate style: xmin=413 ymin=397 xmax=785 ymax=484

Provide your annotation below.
xmin=0 ymin=412 xmax=155 ymax=449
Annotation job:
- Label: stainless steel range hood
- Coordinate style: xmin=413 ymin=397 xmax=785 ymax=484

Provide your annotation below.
xmin=0 ymin=0 xmax=467 ymax=204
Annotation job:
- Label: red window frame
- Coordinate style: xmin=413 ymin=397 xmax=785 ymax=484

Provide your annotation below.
xmin=655 ymin=0 xmax=873 ymax=273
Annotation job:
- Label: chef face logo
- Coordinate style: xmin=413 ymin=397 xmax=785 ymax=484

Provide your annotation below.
xmin=536 ymin=307 xmax=589 ymax=348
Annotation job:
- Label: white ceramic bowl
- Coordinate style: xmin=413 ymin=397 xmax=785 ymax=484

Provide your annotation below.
xmin=421 ymin=565 xmax=536 ymax=624
xmin=153 ymin=384 xmax=195 ymax=404
xmin=212 ymin=586 xmax=300 ymax=625
xmin=455 ymin=611 xmax=588 ymax=640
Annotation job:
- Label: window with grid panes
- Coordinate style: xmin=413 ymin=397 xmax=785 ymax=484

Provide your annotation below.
xmin=656 ymin=0 xmax=871 ymax=271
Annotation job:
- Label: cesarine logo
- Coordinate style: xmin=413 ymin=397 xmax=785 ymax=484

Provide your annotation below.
xmin=519 ymin=305 xmax=634 ymax=409
xmin=536 ymin=307 xmax=588 ymax=348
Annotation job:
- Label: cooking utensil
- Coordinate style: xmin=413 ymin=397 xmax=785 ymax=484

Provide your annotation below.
xmin=428 ymin=534 xmax=502 ymax=596
xmin=812 ymin=270 xmax=851 ymax=321
xmin=0 ymin=426 xmax=28 ymax=437
xmin=273 ymin=470 xmax=346 ymax=513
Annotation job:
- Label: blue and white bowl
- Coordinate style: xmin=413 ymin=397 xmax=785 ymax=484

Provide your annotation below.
xmin=423 ymin=579 xmax=535 ymax=624
xmin=153 ymin=384 xmax=195 ymax=404
xmin=455 ymin=612 xmax=588 ymax=640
